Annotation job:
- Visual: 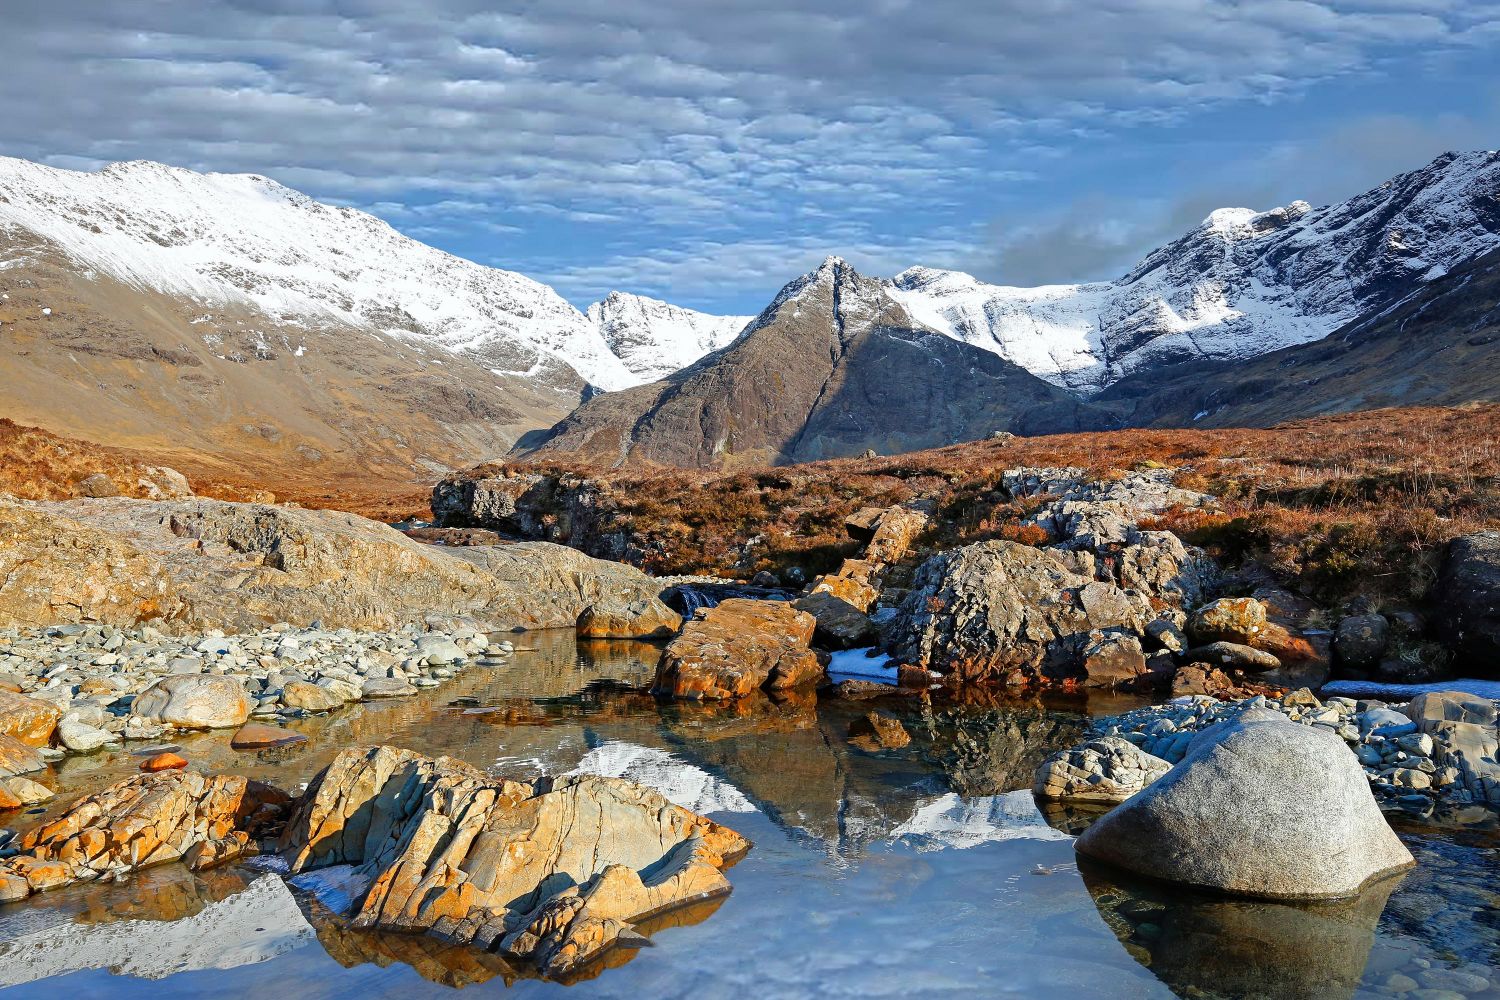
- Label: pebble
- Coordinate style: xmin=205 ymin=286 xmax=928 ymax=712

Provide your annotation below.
xmin=0 ymin=623 xmax=495 ymax=757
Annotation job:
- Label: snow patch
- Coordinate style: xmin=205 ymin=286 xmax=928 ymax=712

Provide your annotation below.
xmin=567 ymin=740 xmax=757 ymax=815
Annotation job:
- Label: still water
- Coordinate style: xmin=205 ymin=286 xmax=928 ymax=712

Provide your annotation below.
xmin=0 ymin=631 xmax=1495 ymax=998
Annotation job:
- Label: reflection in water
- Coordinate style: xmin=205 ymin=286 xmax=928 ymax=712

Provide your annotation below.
xmin=2 ymin=631 xmax=1496 ymax=999
xmin=0 ymin=868 xmax=315 ymax=987
xmin=1080 ymin=860 xmax=1402 ymax=1000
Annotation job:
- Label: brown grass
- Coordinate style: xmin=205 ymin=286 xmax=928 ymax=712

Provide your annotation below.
xmin=498 ymin=404 xmax=1500 ymax=606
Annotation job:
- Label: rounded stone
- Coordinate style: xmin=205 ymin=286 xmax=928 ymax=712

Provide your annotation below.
xmin=1076 ymin=717 xmax=1415 ymax=900
xmin=131 ymin=675 xmax=250 ymax=729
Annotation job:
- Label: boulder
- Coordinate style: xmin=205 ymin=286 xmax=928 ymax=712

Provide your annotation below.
xmin=1182 ymin=641 xmax=1281 ymax=673
xmin=0 ymin=691 xmax=62 ymax=748
xmin=888 ymin=540 xmax=1151 ymax=685
xmin=576 ymin=600 xmax=682 ymax=640
xmin=1080 ymin=632 xmax=1148 ymax=688
xmin=132 ymin=675 xmax=250 ymax=729
xmin=864 ymin=504 xmax=929 ymax=566
xmin=1033 ymin=737 xmax=1171 ymax=804
xmin=804 ymin=573 xmax=878 ymax=613
xmin=77 ymin=473 xmax=119 ymax=498
xmin=1075 ymin=718 xmax=1415 ymax=900
xmin=282 ymin=680 xmax=345 ymax=712
xmin=792 ymin=591 xmax=876 ymax=650
xmin=361 ymin=677 xmax=416 ymax=699
xmin=1334 ymin=613 xmax=1389 ymax=670
xmin=1434 ymin=532 xmax=1500 ymax=664
xmin=57 ymin=719 xmax=118 ymax=753
xmin=0 ymin=769 xmax=289 ymax=902
xmin=277 ymin=746 xmax=751 ymax=980
xmin=652 ymin=599 xmax=822 ymax=700
xmin=847 ymin=711 xmax=911 ymax=751
xmin=1189 ymin=596 xmax=1315 ymax=662
xmin=141 ymin=752 xmax=188 ymax=772
xmin=1169 ymin=664 xmax=1241 ymax=699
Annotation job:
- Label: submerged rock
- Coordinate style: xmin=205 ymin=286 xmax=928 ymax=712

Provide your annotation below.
xmin=1076 ymin=717 xmax=1414 ymax=900
xmin=847 ymin=711 xmax=911 ymax=751
xmin=278 ymin=745 xmax=751 ymax=979
xmin=652 ymin=599 xmax=822 ymax=701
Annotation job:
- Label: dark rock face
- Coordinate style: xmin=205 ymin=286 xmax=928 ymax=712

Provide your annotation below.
xmin=1434 ymin=532 xmax=1500 ymax=667
xmin=517 ymin=258 xmax=1091 ymax=469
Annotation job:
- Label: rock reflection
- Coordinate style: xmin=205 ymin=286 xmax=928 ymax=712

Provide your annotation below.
xmin=0 ymin=868 xmax=315 ymax=986
xmin=1080 ymin=860 xmax=1403 ymax=1000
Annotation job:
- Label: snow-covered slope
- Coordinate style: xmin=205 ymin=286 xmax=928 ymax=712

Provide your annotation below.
xmin=892 ymin=150 xmax=1500 ymax=393
xmin=587 ymin=291 xmax=750 ymax=382
xmin=0 ymin=156 xmax=635 ymax=390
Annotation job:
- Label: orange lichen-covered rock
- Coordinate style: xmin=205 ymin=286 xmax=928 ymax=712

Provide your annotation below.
xmin=278 ymin=746 xmax=751 ymax=980
xmin=0 ymin=768 xmax=290 ymax=902
xmin=0 ymin=690 xmax=62 ymax=748
xmin=651 ymin=599 xmax=822 ymax=701
xmin=141 ymin=752 xmax=189 ymax=772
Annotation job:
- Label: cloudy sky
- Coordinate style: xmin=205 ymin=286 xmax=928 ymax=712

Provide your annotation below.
xmin=3 ymin=1 xmax=1497 ymax=312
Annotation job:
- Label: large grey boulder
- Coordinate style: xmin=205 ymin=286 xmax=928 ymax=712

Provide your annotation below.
xmin=132 ymin=675 xmax=250 ymax=729
xmin=1076 ymin=717 xmax=1414 ymax=900
xmin=1434 ymin=531 xmax=1500 ymax=666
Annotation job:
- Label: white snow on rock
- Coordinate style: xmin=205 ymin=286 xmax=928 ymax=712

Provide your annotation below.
xmin=0 ymin=157 xmax=636 ymax=391
xmin=587 ymin=291 xmax=750 ymax=382
xmin=568 ymin=740 xmax=757 ymax=815
xmin=890 ymin=790 xmax=1073 ymax=851
xmin=890 ymin=151 xmax=1500 ymax=394
xmin=0 ymin=873 xmax=316 ymax=986
xmin=827 ymin=647 xmax=899 ymax=684
xmin=1321 ymin=678 xmax=1500 ymax=702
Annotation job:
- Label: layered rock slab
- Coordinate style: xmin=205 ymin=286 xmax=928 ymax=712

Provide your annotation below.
xmin=278 ymin=745 xmax=751 ymax=978
xmin=1076 ymin=717 xmax=1414 ymax=900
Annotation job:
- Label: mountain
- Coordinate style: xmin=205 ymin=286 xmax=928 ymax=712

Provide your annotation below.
xmin=892 ymin=151 xmax=1500 ymax=394
xmin=1092 ymin=245 xmax=1500 ymax=426
xmin=518 ymin=256 xmax=1092 ymax=468
xmin=0 ymin=157 xmax=741 ymax=482
xmin=587 ymin=291 xmax=751 ymax=383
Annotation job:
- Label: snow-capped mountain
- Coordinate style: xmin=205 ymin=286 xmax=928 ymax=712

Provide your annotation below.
xmin=0 ymin=156 xmax=635 ymax=391
xmin=892 ymin=150 xmax=1500 ymax=393
xmin=587 ymin=291 xmax=750 ymax=382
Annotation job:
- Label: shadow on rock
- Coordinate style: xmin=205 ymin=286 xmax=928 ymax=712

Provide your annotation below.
xmin=1080 ymin=859 xmax=1404 ymax=1000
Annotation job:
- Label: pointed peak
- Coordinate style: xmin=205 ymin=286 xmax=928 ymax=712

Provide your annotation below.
xmin=819 ymin=254 xmax=847 ymax=270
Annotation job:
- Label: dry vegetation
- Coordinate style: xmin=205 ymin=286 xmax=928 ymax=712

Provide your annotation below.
xmin=0 ymin=417 xmax=429 ymax=518
xmin=505 ymin=404 xmax=1500 ymax=608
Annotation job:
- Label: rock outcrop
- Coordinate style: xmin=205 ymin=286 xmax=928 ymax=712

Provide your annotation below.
xmin=0 ymin=496 xmax=676 ymax=636
xmin=1434 ymin=532 xmax=1500 ymax=666
xmin=0 ymin=769 xmax=290 ymax=902
xmin=278 ymin=746 xmax=751 ymax=979
xmin=887 ymin=469 xmax=1217 ymax=687
xmin=1075 ymin=717 xmax=1414 ymax=899
xmin=652 ymin=599 xmax=823 ymax=700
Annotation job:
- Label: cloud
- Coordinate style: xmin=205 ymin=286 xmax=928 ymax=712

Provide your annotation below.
xmin=0 ymin=2 xmax=1494 ymax=305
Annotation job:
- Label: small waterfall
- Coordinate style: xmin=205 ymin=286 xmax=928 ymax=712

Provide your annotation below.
xmin=666 ymin=583 xmax=797 ymax=616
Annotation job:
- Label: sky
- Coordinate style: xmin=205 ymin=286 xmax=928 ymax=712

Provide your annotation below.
xmin=2 ymin=1 xmax=1497 ymax=314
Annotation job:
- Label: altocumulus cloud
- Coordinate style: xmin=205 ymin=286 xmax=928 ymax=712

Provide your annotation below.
xmin=1 ymin=1 xmax=1496 ymax=307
